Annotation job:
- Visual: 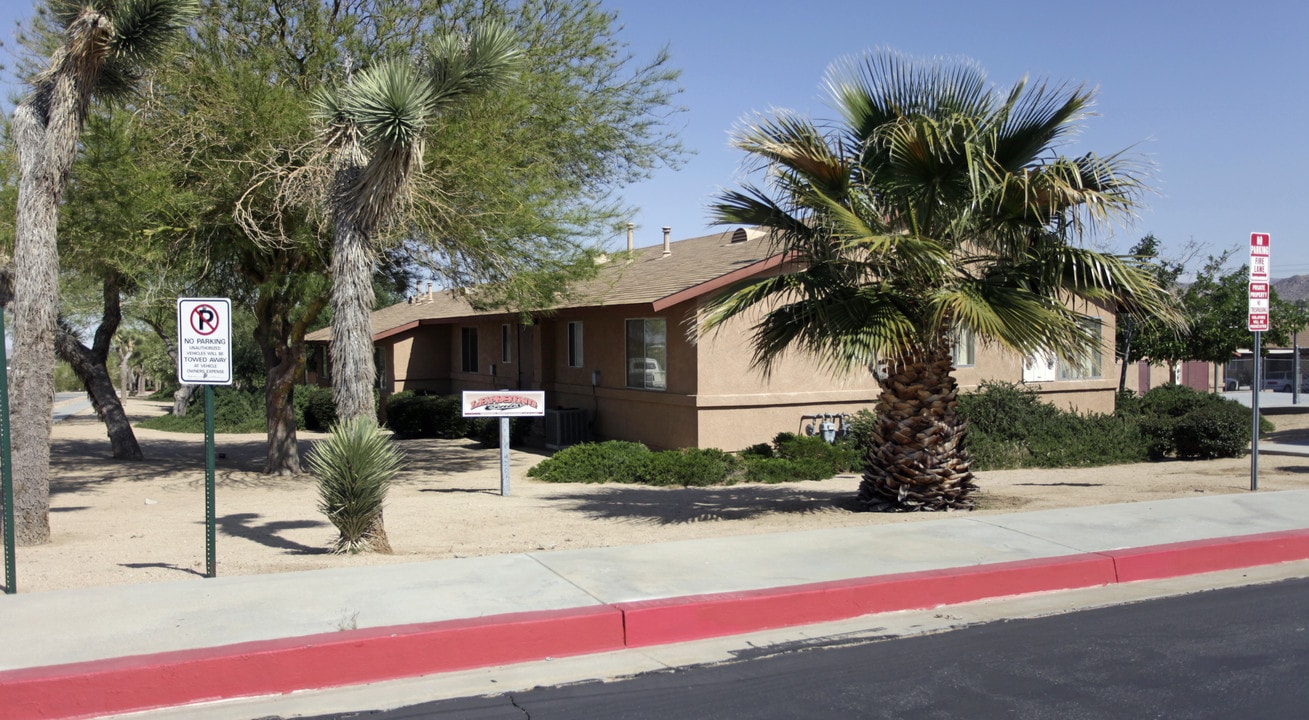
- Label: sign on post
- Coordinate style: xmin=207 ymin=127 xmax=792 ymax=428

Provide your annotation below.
xmin=462 ymin=391 xmax=546 ymax=496
xmin=1247 ymin=233 xmax=1270 ymax=493
xmin=1248 ymin=233 xmax=1271 ymax=332
xmin=176 ymin=298 xmax=233 ymax=579
xmin=177 ymin=299 xmax=233 ymax=385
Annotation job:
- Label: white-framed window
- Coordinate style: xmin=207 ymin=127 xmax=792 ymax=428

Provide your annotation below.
xmin=951 ymin=327 xmax=975 ymax=368
xmin=567 ymin=321 xmax=583 ymax=368
xmin=1023 ymin=316 xmax=1103 ymax=382
xmin=460 ymin=327 xmax=479 ymax=373
xmin=501 ymin=324 xmax=512 ymax=364
xmin=625 ymin=318 xmax=667 ymax=391
xmin=1058 ymin=316 xmax=1103 ymax=380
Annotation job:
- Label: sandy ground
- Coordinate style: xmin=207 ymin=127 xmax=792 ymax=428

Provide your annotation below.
xmin=10 ymin=397 xmax=1309 ymax=594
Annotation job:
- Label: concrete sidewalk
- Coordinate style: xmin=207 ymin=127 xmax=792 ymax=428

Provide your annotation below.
xmin=5 ymin=490 xmax=1309 ymax=720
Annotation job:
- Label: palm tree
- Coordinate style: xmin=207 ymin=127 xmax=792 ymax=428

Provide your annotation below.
xmin=8 ymin=0 xmax=196 ymax=544
xmin=317 ymin=26 xmax=521 ymax=423
xmin=703 ymin=51 xmax=1182 ymax=512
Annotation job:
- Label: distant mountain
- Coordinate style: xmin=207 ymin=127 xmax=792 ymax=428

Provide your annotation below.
xmin=1273 ymin=276 xmax=1309 ymax=304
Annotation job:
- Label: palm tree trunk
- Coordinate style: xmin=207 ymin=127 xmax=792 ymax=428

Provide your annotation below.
xmin=329 ymin=220 xmax=378 ymax=423
xmin=857 ymin=352 xmax=976 ymax=512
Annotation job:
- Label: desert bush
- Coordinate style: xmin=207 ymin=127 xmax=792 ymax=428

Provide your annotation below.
xmin=306 ymin=418 xmax=406 ymax=554
xmin=772 ymin=432 xmax=861 ymax=473
xmin=384 ymin=392 xmax=469 ymax=438
xmin=742 ymin=455 xmax=836 ymax=483
xmin=297 ymin=385 xmax=338 ymax=432
xmin=958 ymin=382 xmax=1147 ymax=470
xmin=469 ymin=417 xmax=535 ymax=448
xmin=528 ymin=441 xmax=653 ymax=483
xmin=635 ymin=448 xmax=743 ymax=487
xmin=1135 ymin=384 xmax=1257 ymax=459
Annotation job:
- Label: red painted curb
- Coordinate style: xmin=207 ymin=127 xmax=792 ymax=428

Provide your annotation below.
xmin=6 ymin=529 xmax=1309 ymax=720
xmin=0 ymin=605 xmax=624 ymax=720
xmin=616 ymin=554 xmax=1117 ymax=647
xmin=1106 ymin=529 xmax=1309 ymax=582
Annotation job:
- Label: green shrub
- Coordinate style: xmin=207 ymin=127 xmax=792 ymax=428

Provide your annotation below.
xmin=635 ymin=448 xmax=743 ymax=487
xmin=1171 ymin=403 xmax=1252 ymax=459
xmin=469 ymin=417 xmax=535 ymax=447
xmin=772 ymin=432 xmax=861 ymax=473
xmin=139 ymin=387 xmax=267 ymax=433
xmin=958 ymin=381 xmax=1148 ymax=470
xmin=1136 ymin=385 xmax=1256 ymax=460
xmin=843 ymin=410 xmax=877 ymax=450
xmin=384 ymin=393 xmax=468 ymax=438
xmin=298 ymin=385 xmax=338 ymax=431
xmin=742 ymin=442 xmax=774 ymax=459
xmin=742 ymin=455 xmax=836 ymax=483
xmin=306 ymin=418 xmax=406 ymax=554
xmin=528 ymin=441 xmax=653 ymax=483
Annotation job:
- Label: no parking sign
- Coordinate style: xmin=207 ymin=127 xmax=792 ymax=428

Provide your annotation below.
xmin=177 ymin=298 xmax=233 ymax=385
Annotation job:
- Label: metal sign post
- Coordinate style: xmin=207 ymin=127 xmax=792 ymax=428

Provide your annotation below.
xmin=461 ymin=390 xmax=547 ymax=496
xmin=1 ymin=305 xmax=15 ymax=594
xmin=177 ymin=298 xmax=233 ymax=577
xmin=1248 ymin=232 xmax=1271 ymax=492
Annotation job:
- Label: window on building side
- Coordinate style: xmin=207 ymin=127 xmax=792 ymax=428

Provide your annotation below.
xmin=951 ymin=327 xmax=975 ymax=368
xmin=567 ymin=321 xmax=583 ymax=368
xmin=501 ymin=324 xmax=512 ymax=364
xmin=461 ymin=327 xmax=479 ymax=373
xmin=1058 ymin=317 xmax=1103 ymax=380
xmin=625 ymin=318 xmax=667 ymax=391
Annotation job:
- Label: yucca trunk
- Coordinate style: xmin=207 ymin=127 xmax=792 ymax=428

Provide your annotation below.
xmin=329 ymin=219 xmax=377 ymax=423
xmin=858 ymin=352 xmax=976 ymax=511
xmin=9 ymin=11 xmax=115 ymax=544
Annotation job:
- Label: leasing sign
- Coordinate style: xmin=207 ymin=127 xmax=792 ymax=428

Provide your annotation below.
xmin=461 ymin=391 xmax=546 ymax=418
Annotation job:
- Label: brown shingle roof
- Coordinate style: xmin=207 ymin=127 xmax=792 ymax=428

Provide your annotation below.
xmin=306 ymin=227 xmax=778 ymax=342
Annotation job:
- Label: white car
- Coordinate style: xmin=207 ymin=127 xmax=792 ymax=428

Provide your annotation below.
xmin=629 ymin=357 xmax=666 ymax=389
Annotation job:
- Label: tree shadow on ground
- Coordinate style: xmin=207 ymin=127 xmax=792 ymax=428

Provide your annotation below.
xmin=215 ymin=512 xmax=330 ymax=555
xmin=118 ymin=562 xmax=205 ymax=579
xmin=540 ymin=484 xmax=859 ymax=525
xmin=1014 ymin=482 xmax=1104 ymax=487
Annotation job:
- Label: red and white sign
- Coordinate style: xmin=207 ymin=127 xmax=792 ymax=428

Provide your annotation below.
xmin=1248 ymin=233 xmax=1271 ymax=331
xmin=177 ymin=298 xmax=233 ymax=384
xmin=461 ymin=391 xmax=546 ymax=417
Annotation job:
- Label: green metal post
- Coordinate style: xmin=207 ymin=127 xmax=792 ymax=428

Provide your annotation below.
xmin=1 ymin=306 xmax=15 ymax=594
xmin=205 ymin=384 xmax=216 ymax=577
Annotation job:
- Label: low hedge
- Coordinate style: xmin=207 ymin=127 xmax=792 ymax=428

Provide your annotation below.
xmin=528 ymin=432 xmax=860 ymax=487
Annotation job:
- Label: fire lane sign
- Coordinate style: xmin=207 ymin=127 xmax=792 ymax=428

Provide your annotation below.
xmin=1249 ymin=233 xmax=1271 ymax=332
xmin=177 ymin=298 xmax=233 ymax=385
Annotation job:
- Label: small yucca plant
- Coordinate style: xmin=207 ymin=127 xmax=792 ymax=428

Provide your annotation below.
xmin=307 ymin=417 xmax=406 ymax=554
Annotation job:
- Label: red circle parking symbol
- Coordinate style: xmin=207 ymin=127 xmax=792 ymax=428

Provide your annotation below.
xmin=190 ymin=304 xmax=221 ymax=336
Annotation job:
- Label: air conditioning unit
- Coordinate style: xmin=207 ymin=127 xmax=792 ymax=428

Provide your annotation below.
xmin=544 ymin=408 xmax=588 ymax=449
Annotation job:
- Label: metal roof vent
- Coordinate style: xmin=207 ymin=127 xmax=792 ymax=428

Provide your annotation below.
xmin=731 ymin=227 xmax=763 ymax=244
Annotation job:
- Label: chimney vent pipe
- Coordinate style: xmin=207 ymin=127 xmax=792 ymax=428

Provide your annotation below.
xmin=662 ymin=226 xmax=671 ymax=256
xmin=627 ymin=223 xmax=634 ymax=252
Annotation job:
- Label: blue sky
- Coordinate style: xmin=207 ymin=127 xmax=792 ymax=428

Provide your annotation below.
xmin=3 ymin=1 xmax=1306 ymax=276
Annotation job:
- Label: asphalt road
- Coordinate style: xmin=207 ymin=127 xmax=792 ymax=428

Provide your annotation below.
xmin=301 ymin=576 xmax=1309 ymax=720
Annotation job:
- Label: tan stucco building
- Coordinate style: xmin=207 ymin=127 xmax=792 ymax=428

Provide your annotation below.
xmin=308 ymin=227 xmax=1129 ymax=451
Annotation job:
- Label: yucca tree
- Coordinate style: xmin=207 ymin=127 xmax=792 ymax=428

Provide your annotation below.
xmin=317 ymin=26 xmax=521 ymax=423
xmin=307 ymin=416 xmax=406 ymax=554
xmin=8 ymin=0 xmax=196 ymax=544
xmin=703 ymin=51 xmax=1182 ymax=512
